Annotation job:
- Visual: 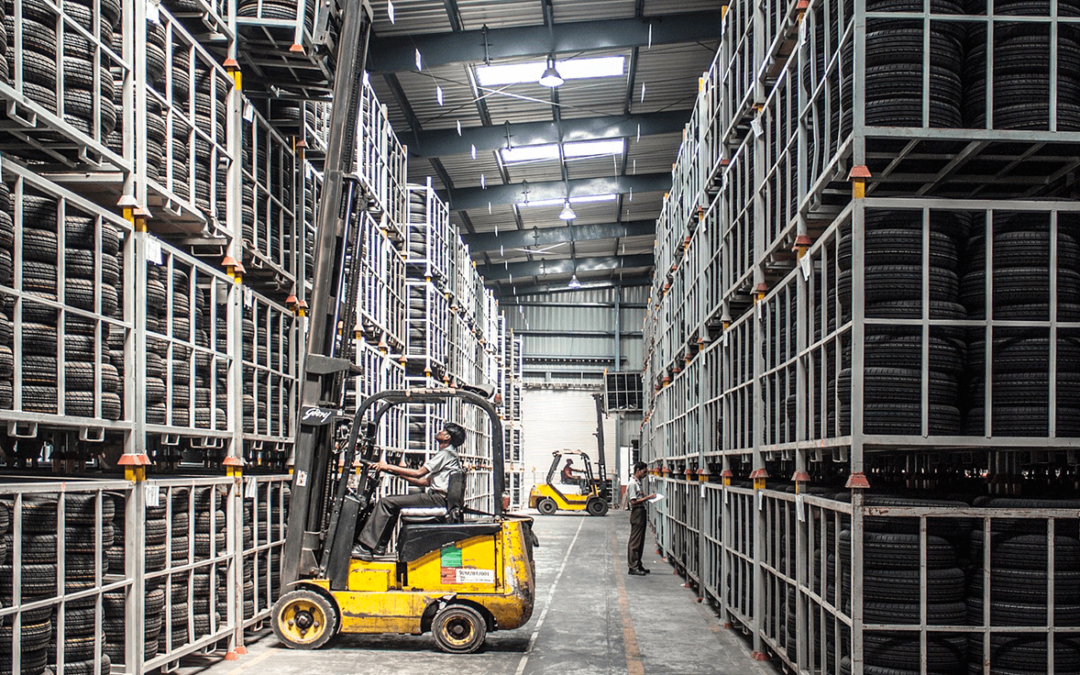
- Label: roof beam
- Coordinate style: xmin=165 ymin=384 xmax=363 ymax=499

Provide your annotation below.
xmin=368 ymin=12 xmax=721 ymax=73
xmin=477 ymin=254 xmax=653 ymax=280
xmin=409 ymin=110 xmax=690 ymax=158
xmin=447 ymin=174 xmax=669 ymax=211
xmin=492 ymin=274 xmax=653 ymax=296
xmin=462 ymin=219 xmax=655 ymax=254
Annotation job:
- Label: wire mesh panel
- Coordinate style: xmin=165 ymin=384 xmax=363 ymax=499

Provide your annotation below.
xmin=1 ymin=483 xmax=133 ymax=675
xmin=240 ymin=476 xmax=289 ymax=629
xmin=721 ymin=485 xmax=756 ymax=627
xmin=144 ymin=9 xmax=234 ymax=235
xmin=405 ymin=182 xmax=451 ymax=286
xmin=354 ymin=79 xmax=407 ymax=240
xmin=235 ymin=0 xmax=340 ymax=98
xmin=241 ymin=103 xmax=298 ymax=290
xmin=0 ymin=161 xmax=132 ymax=434
xmin=721 ymin=134 xmax=757 ymax=319
xmin=0 ymin=0 xmax=127 ymax=168
xmin=142 ymin=238 xmax=234 ymax=453
xmin=241 ymin=290 xmax=297 ymax=468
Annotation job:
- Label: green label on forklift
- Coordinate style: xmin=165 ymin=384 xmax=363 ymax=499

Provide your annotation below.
xmin=440 ymin=545 xmax=462 ymax=567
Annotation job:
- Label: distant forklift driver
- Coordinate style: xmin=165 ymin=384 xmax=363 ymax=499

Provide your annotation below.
xmin=352 ymin=422 xmax=465 ymax=560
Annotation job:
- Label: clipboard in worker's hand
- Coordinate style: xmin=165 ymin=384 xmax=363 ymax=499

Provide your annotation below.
xmin=647 ymin=494 xmax=664 ymax=503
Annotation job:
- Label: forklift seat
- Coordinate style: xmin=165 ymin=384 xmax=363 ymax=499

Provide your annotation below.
xmin=399 ymin=470 xmax=465 ymax=525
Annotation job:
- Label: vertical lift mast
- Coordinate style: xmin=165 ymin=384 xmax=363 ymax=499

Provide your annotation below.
xmin=281 ymin=0 xmax=376 ymax=586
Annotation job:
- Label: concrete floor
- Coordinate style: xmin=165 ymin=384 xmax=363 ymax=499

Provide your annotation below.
xmin=177 ymin=511 xmax=773 ymax=675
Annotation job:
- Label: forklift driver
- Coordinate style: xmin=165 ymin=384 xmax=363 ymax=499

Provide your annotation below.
xmin=561 ymin=458 xmax=584 ymax=490
xmin=352 ymin=422 xmax=466 ymax=560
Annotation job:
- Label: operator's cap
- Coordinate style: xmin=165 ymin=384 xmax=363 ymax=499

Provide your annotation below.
xmin=443 ymin=422 xmax=466 ymax=447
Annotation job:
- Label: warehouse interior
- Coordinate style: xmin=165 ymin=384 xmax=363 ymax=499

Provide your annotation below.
xmin=2 ymin=0 xmax=1080 ymax=672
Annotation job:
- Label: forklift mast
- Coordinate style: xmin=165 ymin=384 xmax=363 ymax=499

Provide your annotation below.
xmin=593 ymin=394 xmax=610 ymax=500
xmin=281 ymin=0 xmax=376 ymax=587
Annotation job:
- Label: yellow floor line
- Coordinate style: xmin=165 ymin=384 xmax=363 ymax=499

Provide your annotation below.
xmin=613 ymin=530 xmax=645 ymax=675
xmin=224 ymin=646 xmax=278 ymax=673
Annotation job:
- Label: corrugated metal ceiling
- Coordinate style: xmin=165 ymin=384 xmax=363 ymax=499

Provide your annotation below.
xmin=368 ymin=1 xmax=723 ymax=295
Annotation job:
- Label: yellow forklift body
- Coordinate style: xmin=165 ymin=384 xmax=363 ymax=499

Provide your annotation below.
xmin=528 ymin=483 xmax=590 ymax=511
xmin=304 ymin=518 xmax=535 ymax=636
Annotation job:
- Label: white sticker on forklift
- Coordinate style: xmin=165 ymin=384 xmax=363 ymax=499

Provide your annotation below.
xmin=450 ymin=568 xmax=495 ymax=585
xmin=296 ymin=471 xmax=307 ymax=487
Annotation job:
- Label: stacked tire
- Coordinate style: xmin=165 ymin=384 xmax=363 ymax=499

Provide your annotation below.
xmin=193 ymin=68 xmax=229 ymax=223
xmin=1 ymin=187 xmax=124 ymax=419
xmin=837 ymin=210 xmax=969 ymax=435
xmin=0 ymin=182 xmax=13 ymax=410
xmin=1 ymin=496 xmax=115 ymax=675
xmin=961 ymin=215 xmax=1080 ymax=436
xmin=855 ymin=0 xmax=966 ymax=129
xmin=838 ymin=495 xmax=970 ymax=675
xmin=103 ymin=494 xmax=167 ymax=665
xmin=2 ymin=0 xmax=120 ymax=141
xmin=963 ymin=0 xmax=1080 ymax=130
xmin=966 ymin=497 xmax=1080 ymax=674
xmin=189 ymin=289 xmax=228 ymax=432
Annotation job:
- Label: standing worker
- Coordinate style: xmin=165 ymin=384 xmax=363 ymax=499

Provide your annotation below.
xmin=625 ymin=461 xmax=656 ymax=576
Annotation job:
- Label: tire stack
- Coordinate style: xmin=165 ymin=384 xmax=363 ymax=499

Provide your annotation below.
xmin=0 ymin=188 xmax=124 ymax=420
xmin=193 ymin=68 xmax=229 ymax=223
xmin=966 ymin=497 xmax=1080 ymax=674
xmin=236 ymin=0 xmax=315 ymax=33
xmin=1 ymin=496 xmax=115 ymax=675
xmin=837 ymin=210 xmax=969 ymax=435
xmin=191 ymin=487 xmax=228 ymax=641
xmin=250 ymin=486 xmax=287 ymax=606
xmin=849 ymin=0 xmax=966 ymax=129
xmin=193 ymin=289 xmax=228 ymax=432
xmin=963 ymin=0 xmax=1080 ymax=131
xmin=837 ymin=495 xmax=969 ymax=675
xmin=103 ymin=494 xmax=167 ymax=666
xmin=0 ymin=182 xmax=14 ymax=410
xmin=961 ymin=216 xmax=1080 ymax=436
xmin=2 ymin=0 xmax=120 ymax=144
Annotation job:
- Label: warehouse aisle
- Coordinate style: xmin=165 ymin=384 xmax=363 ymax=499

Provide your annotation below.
xmin=179 ymin=512 xmax=771 ymax=675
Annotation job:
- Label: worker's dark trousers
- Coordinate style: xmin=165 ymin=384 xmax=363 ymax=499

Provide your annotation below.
xmin=628 ymin=506 xmax=646 ymax=570
xmin=357 ymin=491 xmax=446 ymax=550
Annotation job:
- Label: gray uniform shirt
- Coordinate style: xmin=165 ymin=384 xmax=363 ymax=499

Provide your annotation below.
xmin=424 ymin=447 xmax=462 ymax=492
xmin=625 ymin=475 xmax=645 ymax=507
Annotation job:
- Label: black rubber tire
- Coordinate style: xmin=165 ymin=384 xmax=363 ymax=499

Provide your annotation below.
xmin=864 ymin=632 xmax=966 ymax=671
xmin=843 ymin=567 xmax=966 ymax=603
xmin=838 ymin=265 xmax=960 ymax=305
xmin=864 ymin=600 xmax=967 ymax=625
xmin=840 ymin=403 xmax=962 ymax=435
xmin=839 ymin=530 xmax=957 ymax=569
xmin=837 ymin=367 xmax=959 ymax=406
xmin=969 ymin=567 xmax=1080 ymax=602
xmin=968 ymin=532 xmax=1080 ymax=569
xmin=966 ymin=597 xmax=1080 ymax=626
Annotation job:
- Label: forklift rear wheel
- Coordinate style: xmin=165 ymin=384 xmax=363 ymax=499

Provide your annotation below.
xmin=586 ymin=499 xmax=609 ymax=517
xmin=272 ymin=589 xmax=339 ymax=649
xmin=432 ymin=604 xmax=487 ymax=654
xmin=536 ymin=497 xmax=557 ymax=515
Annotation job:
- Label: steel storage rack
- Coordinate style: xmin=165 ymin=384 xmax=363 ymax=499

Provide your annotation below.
xmin=641 ymin=1 xmax=1080 ymax=674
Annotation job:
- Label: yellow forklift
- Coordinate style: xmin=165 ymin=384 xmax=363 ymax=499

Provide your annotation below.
xmin=274 ymin=0 xmax=534 ymax=653
xmin=528 ymin=450 xmax=609 ymax=516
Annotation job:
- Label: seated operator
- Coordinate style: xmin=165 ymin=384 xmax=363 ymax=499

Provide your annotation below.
xmin=561 ymin=458 xmax=583 ymax=489
xmin=352 ymin=422 xmax=465 ymax=560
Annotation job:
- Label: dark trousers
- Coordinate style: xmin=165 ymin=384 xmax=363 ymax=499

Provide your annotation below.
xmin=628 ymin=506 xmax=646 ymax=570
xmin=357 ymin=491 xmax=446 ymax=550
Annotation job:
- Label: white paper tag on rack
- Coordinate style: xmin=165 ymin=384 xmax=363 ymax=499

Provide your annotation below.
xmin=244 ymin=287 xmax=254 ymax=307
xmin=145 ymin=484 xmax=160 ymax=508
xmin=757 ymin=490 xmax=764 ymax=510
xmin=801 ymin=254 xmax=812 ymax=280
xmin=700 ymin=483 xmax=705 ymax=498
xmin=751 ymin=117 xmax=763 ymax=138
xmin=796 ymin=494 xmax=805 ymax=522
xmin=146 ymin=0 xmax=160 ymax=23
xmin=723 ymin=331 xmax=729 ymax=347
xmin=146 ymin=237 xmax=163 ymax=265
xmin=799 ymin=18 xmax=807 ymax=45
xmin=245 ymin=477 xmax=258 ymax=499
xmin=243 ymin=101 xmax=254 ymax=122
xmin=756 ymin=301 xmax=762 ymax=320
xmin=387 ymin=0 xmax=395 ymax=23
xmin=723 ymin=488 xmax=729 ymax=504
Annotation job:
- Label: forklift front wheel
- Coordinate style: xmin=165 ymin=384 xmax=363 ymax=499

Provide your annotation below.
xmin=586 ymin=499 xmax=609 ymax=517
xmin=537 ymin=497 xmax=557 ymax=515
xmin=432 ymin=604 xmax=487 ymax=654
xmin=272 ymin=589 xmax=339 ymax=650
